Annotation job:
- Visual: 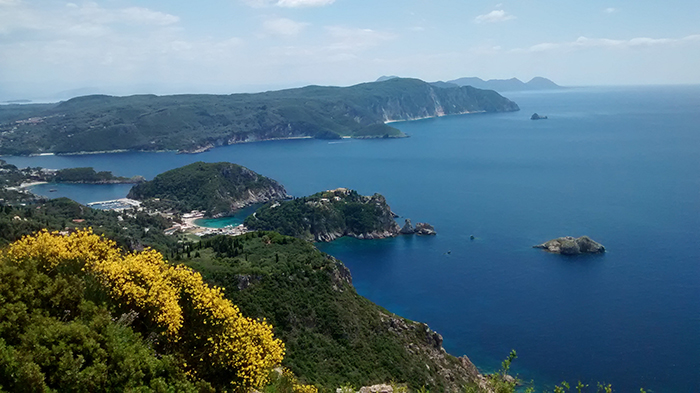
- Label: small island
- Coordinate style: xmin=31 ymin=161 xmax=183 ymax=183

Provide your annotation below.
xmin=244 ymin=188 xmax=401 ymax=242
xmin=531 ymin=113 xmax=548 ymax=120
xmin=534 ymin=236 xmax=605 ymax=255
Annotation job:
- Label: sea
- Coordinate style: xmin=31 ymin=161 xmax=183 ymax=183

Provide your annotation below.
xmin=4 ymin=86 xmax=699 ymax=392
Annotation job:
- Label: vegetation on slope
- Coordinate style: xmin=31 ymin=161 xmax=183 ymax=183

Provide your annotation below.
xmin=0 ymin=258 xmax=203 ymax=392
xmin=244 ymin=188 xmax=400 ymax=242
xmin=181 ymin=232 xmax=480 ymax=392
xmin=0 ymin=78 xmax=519 ymax=155
xmin=0 ymin=230 xmax=289 ymax=392
xmin=127 ymin=162 xmax=288 ymax=216
xmin=53 ymin=167 xmax=142 ymax=183
xmin=0 ymin=203 xmax=633 ymax=393
xmin=0 ymin=198 xmax=175 ymax=252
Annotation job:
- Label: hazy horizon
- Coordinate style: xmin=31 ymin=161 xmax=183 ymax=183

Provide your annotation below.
xmin=5 ymin=78 xmax=700 ymax=104
xmin=1 ymin=0 xmax=698 ymax=101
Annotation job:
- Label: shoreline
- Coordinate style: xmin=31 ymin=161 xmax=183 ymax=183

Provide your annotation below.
xmin=0 ymin=109 xmax=506 ymax=159
xmin=2 ymin=129 xmax=409 ymax=158
xmin=3 ymin=136 xmax=320 ymax=158
xmin=180 ymin=215 xmax=251 ymax=237
xmin=6 ymin=181 xmax=49 ymax=190
xmin=384 ymin=110 xmax=486 ymax=124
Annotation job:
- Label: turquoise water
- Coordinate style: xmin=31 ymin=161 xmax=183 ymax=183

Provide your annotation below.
xmin=194 ymin=204 xmax=261 ymax=228
xmin=28 ymin=182 xmax=134 ymax=204
xmin=5 ymin=86 xmax=700 ymax=391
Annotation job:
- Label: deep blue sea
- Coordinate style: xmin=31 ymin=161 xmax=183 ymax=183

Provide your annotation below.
xmin=4 ymin=86 xmax=700 ymax=392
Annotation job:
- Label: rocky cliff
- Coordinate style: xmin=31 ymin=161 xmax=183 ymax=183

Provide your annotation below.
xmin=244 ymin=188 xmax=401 ymax=242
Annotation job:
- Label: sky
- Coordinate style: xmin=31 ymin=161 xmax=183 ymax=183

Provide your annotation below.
xmin=1 ymin=0 xmax=699 ymax=100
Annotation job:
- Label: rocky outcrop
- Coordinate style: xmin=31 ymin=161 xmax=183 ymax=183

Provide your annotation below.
xmin=534 ymin=236 xmax=605 ymax=255
xmin=380 ymin=313 xmax=483 ymax=391
xmin=415 ymin=222 xmax=437 ymax=236
xmin=358 ymin=385 xmax=393 ymax=393
xmin=230 ymin=187 xmax=289 ymax=210
xmin=530 ymin=113 xmax=548 ymax=120
xmin=348 ymin=229 xmax=400 ymax=240
xmin=234 ymin=274 xmax=262 ymax=290
xmin=328 ymin=257 xmax=352 ymax=292
xmin=399 ymin=219 xmax=415 ymax=234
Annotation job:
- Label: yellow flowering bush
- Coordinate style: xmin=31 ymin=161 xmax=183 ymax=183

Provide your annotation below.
xmin=7 ymin=227 xmax=121 ymax=270
xmin=283 ymin=368 xmax=319 ymax=393
xmin=5 ymin=229 xmax=285 ymax=391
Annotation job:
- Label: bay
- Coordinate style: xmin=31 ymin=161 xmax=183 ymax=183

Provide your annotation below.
xmin=4 ymin=86 xmax=700 ymax=391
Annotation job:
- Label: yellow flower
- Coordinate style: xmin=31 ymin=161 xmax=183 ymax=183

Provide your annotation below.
xmin=4 ymin=229 xmax=285 ymax=390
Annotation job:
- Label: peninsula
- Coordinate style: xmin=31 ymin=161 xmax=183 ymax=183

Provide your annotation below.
xmin=0 ymin=78 xmax=519 ymax=155
xmin=127 ymin=161 xmax=288 ymax=217
xmin=244 ymin=188 xmax=401 ymax=242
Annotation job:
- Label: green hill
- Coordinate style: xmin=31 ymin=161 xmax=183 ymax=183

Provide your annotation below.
xmin=0 ymin=78 xmax=519 ymax=155
xmin=183 ymin=232 xmax=481 ymax=392
xmin=127 ymin=162 xmax=288 ymax=216
xmin=244 ymin=188 xmax=400 ymax=242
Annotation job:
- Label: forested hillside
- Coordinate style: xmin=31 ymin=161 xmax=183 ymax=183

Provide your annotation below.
xmin=0 ymin=78 xmax=519 ymax=155
xmin=182 ymin=232 xmax=482 ymax=392
xmin=244 ymin=188 xmax=400 ymax=242
xmin=127 ymin=161 xmax=288 ymax=216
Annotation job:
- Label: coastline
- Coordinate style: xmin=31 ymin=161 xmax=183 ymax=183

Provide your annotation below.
xmin=6 ymin=181 xmax=49 ymax=190
xmin=384 ymin=110 xmax=486 ymax=124
xmin=179 ymin=214 xmax=251 ymax=237
xmin=3 ymin=129 xmax=406 ymax=158
xmin=1 ymin=108 xmax=502 ymax=158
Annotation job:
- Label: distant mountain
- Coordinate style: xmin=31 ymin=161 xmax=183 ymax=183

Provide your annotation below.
xmin=525 ymin=76 xmax=561 ymax=90
xmin=0 ymin=78 xmax=519 ymax=155
xmin=375 ymin=75 xmax=400 ymax=82
xmin=447 ymin=76 xmax=562 ymax=92
xmin=429 ymin=81 xmax=460 ymax=89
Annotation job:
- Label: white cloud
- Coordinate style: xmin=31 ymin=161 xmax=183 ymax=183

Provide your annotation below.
xmin=475 ymin=10 xmax=515 ymax=23
xmin=120 ymin=7 xmax=179 ymax=26
xmin=324 ymin=26 xmax=397 ymax=51
xmin=0 ymin=1 xmax=179 ymax=36
xmin=0 ymin=1 xmax=254 ymax=97
xmin=242 ymin=0 xmax=334 ymax=8
xmin=527 ymin=42 xmax=559 ymax=52
xmin=514 ymin=34 xmax=700 ymax=53
xmin=263 ymin=18 xmax=308 ymax=37
xmin=276 ymin=0 xmax=335 ymax=7
xmin=604 ymin=7 xmax=617 ymax=14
